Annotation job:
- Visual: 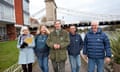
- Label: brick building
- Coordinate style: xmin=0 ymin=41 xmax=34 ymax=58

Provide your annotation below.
xmin=0 ymin=0 xmax=30 ymax=41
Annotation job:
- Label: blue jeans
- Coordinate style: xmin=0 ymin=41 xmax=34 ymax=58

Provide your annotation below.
xmin=69 ymin=55 xmax=81 ymax=72
xmin=88 ymin=58 xmax=104 ymax=72
xmin=37 ymin=56 xmax=49 ymax=72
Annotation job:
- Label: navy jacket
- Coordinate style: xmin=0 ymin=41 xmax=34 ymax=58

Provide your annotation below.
xmin=34 ymin=34 xmax=49 ymax=57
xmin=83 ymin=28 xmax=111 ymax=59
xmin=67 ymin=33 xmax=83 ymax=56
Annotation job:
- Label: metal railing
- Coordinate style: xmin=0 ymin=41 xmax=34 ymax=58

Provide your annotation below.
xmin=3 ymin=63 xmax=22 ymax=72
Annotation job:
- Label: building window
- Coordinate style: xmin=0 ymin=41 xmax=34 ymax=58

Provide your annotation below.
xmin=25 ymin=0 xmax=29 ymax=3
xmin=0 ymin=27 xmax=7 ymax=41
xmin=2 ymin=5 xmax=14 ymax=22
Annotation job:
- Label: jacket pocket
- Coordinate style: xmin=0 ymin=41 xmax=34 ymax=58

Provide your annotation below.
xmin=50 ymin=50 xmax=55 ymax=61
xmin=59 ymin=50 xmax=67 ymax=61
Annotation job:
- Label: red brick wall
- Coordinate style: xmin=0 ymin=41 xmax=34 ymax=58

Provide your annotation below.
xmin=7 ymin=24 xmax=17 ymax=40
xmin=14 ymin=0 xmax=24 ymax=25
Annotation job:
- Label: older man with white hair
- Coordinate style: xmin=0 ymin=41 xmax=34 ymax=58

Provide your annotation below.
xmin=83 ymin=21 xmax=111 ymax=72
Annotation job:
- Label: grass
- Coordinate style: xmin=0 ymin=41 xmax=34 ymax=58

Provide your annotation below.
xmin=0 ymin=40 xmax=19 ymax=72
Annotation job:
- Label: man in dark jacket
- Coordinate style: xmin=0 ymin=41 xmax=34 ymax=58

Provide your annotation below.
xmin=67 ymin=25 xmax=83 ymax=72
xmin=83 ymin=21 xmax=111 ymax=72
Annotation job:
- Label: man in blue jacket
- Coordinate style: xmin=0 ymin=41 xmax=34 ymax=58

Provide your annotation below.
xmin=67 ymin=25 xmax=83 ymax=72
xmin=83 ymin=21 xmax=111 ymax=72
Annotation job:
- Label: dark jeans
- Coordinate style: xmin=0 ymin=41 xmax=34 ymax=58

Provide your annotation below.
xmin=52 ymin=61 xmax=65 ymax=72
xmin=22 ymin=63 xmax=32 ymax=72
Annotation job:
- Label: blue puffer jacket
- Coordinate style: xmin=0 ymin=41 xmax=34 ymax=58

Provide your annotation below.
xmin=83 ymin=28 xmax=111 ymax=59
xmin=67 ymin=33 xmax=83 ymax=56
xmin=34 ymin=34 xmax=49 ymax=57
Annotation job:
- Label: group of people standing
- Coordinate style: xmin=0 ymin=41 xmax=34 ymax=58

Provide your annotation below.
xmin=17 ymin=20 xmax=111 ymax=72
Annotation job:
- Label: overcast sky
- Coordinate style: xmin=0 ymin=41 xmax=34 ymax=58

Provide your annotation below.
xmin=30 ymin=0 xmax=120 ymax=23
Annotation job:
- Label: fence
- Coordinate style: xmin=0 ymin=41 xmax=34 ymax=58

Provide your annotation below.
xmin=3 ymin=63 xmax=22 ymax=72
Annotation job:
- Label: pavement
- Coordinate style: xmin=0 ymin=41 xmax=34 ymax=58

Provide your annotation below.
xmin=32 ymin=55 xmax=87 ymax=72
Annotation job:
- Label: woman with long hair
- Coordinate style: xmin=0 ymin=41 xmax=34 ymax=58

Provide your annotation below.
xmin=34 ymin=25 xmax=50 ymax=72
